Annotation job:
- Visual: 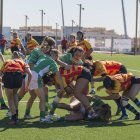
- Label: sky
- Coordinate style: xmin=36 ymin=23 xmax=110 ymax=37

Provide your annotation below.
xmin=3 ymin=0 xmax=140 ymax=37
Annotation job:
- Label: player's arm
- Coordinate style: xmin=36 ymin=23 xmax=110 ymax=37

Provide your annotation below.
xmin=0 ymin=53 xmax=5 ymax=63
xmin=92 ymin=76 xmax=106 ymax=82
xmin=50 ymin=60 xmax=65 ymax=94
xmin=54 ymin=71 xmax=65 ymax=93
xmin=17 ymin=39 xmax=26 ymax=55
xmin=95 ymin=93 xmax=120 ymax=100
xmin=24 ymin=67 xmax=32 ymax=91
xmin=56 ymin=59 xmax=71 ymax=70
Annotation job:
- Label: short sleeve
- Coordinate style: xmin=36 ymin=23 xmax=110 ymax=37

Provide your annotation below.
xmin=60 ymin=53 xmax=72 ymax=64
xmin=27 ymin=49 xmax=39 ymax=64
xmin=84 ymin=40 xmax=92 ymax=49
xmin=49 ymin=60 xmax=59 ymax=74
xmin=16 ymin=38 xmax=22 ymax=46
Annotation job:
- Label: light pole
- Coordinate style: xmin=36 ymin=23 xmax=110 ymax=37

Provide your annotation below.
xmin=0 ymin=0 xmax=3 ymax=35
xmin=71 ymin=20 xmax=75 ymax=33
xmin=61 ymin=0 xmax=65 ymax=38
xmin=25 ymin=15 xmax=29 ymax=35
xmin=77 ymin=4 xmax=84 ymax=31
xmin=40 ymin=9 xmax=45 ymax=36
xmin=56 ymin=22 xmax=59 ymax=46
xmin=121 ymin=0 xmax=128 ymax=39
xmin=134 ymin=0 xmax=140 ymax=55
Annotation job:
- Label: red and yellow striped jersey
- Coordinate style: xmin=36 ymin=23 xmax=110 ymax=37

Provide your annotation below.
xmin=77 ymin=39 xmax=92 ymax=52
xmin=93 ymin=61 xmax=122 ymax=76
xmin=27 ymin=38 xmax=39 ymax=51
xmin=106 ymin=73 xmax=132 ymax=94
xmin=0 ymin=59 xmax=29 ymax=73
xmin=59 ymin=65 xmax=84 ymax=88
xmin=67 ymin=41 xmax=77 ymax=48
xmin=10 ymin=37 xmax=22 ymax=48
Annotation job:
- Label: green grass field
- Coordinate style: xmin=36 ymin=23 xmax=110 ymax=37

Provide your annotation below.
xmin=0 ymin=53 xmax=140 ymax=140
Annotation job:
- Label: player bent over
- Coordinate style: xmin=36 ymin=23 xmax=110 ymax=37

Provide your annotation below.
xmin=27 ymin=55 xmax=65 ymax=123
xmin=95 ymin=73 xmax=140 ymax=120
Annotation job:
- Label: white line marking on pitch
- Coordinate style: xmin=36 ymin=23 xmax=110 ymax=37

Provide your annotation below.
xmin=5 ymin=101 xmax=39 ymax=103
xmin=128 ymin=69 xmax=140 ymax=72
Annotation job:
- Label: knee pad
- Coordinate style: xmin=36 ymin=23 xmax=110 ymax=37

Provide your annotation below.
xmin=121 ymin=96 xmax=129 ymax=107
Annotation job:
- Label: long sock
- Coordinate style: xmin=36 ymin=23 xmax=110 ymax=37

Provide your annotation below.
xmin=44 ymin=86 xmax=49 ymax=113
xmin=16 ymin=109 xmax=18 ymax=118
xmin=49 ymin=102 xmax=57 ymax=115
xmin=133 ymin=98 xmax=140 ymax=108
xmin=11 ymin=114 xmax=17 ymax=121
xmin=25 ymin=109 xmax=30 ymax=116
xmin=17 ymin=94 xmax=22 ymax=102
xmin=45 ymin=95 xmax=48 ymax=113
xmin=40 ymin=111 xmax=45 ymax=119
xmin=115 ymin=98 xmax=127 ymax=116
xmin=0 ymin=98 xmax=5 ymax=105
xmin=125 ymin=103 xmax=140 ymax=115
xmin=114 ymin=98 xmax=121 ymax=109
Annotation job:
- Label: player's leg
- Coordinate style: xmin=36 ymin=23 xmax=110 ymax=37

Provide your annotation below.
xmin=24 ymin=90 xmax=37 ymax=119
xmin=0 ymin=82 xmax=8 ymax=110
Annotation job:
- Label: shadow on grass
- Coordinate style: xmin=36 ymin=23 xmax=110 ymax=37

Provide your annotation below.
xmin=1 ymin=116 xmax=140 ymax=132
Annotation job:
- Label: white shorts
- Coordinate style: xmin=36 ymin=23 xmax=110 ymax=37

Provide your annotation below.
xmin=26 ymin=71 xmax=43 ymax=90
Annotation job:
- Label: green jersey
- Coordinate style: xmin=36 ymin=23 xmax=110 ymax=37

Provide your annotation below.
xmin=26 ymin=48 xmax=46 ymax=65
xmin=32 ymin=56 xmax=59 ymax=77
xmin=60 ymin=53 xmax=83 ymax=65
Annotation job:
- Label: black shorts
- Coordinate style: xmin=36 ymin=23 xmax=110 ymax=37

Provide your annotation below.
xmin=85 ymin=55 xmax=93 ymax=60
xmin=2 ymin=72 xmax=23 ymax=89
xmin=22 ymin=74 xmax=26 ymax=79
xmin=77 ymin=68 xmax=91 ymax=82
xmin=131 ymin=77 xmax=140 ymax=84
xmin=120 ymin=65 xmax=127 ymax=74
xmin=11 ymin=47 xmax=19 ymax=53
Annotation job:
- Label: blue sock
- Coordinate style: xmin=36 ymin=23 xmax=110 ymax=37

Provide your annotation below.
xmin=115 ymin=98 xmax=128 ymax=116
xmin=121 ymin=107 xmax=128 ymax=116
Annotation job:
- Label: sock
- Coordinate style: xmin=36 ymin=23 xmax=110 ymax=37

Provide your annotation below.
xmin=114 ymin=98 xmax=128 ymax=116
xmin=49 ymin=102 xmax=57 ymax=115
xmin=133 ymin=98 xmax=140 ymax=108
xmin=114 ymin=98 xmax=121 ymax=109
xmin=17 ymin=94 xmax=22 ymax=102
xmin=25 ymin=109 xmax=30 ymax=116
xmin=0 ymin=98 xmax=5 ymax=105
xmin=45 ymin=95 xmax=48 ymax=113
xmin=11 ymin=114 xmax=17 ymax=121
xmin=125 ymin=103 xmax=140 ymax=115
xmin=44 ymin=86 xmax=49 ymax=113
xmin=121 ymin=107 xmax=128 ymax=116
xmin=40 ymin=111 xmax=45 ymax=118
xmin=16 ymin=109 xmax=18 ymax=118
